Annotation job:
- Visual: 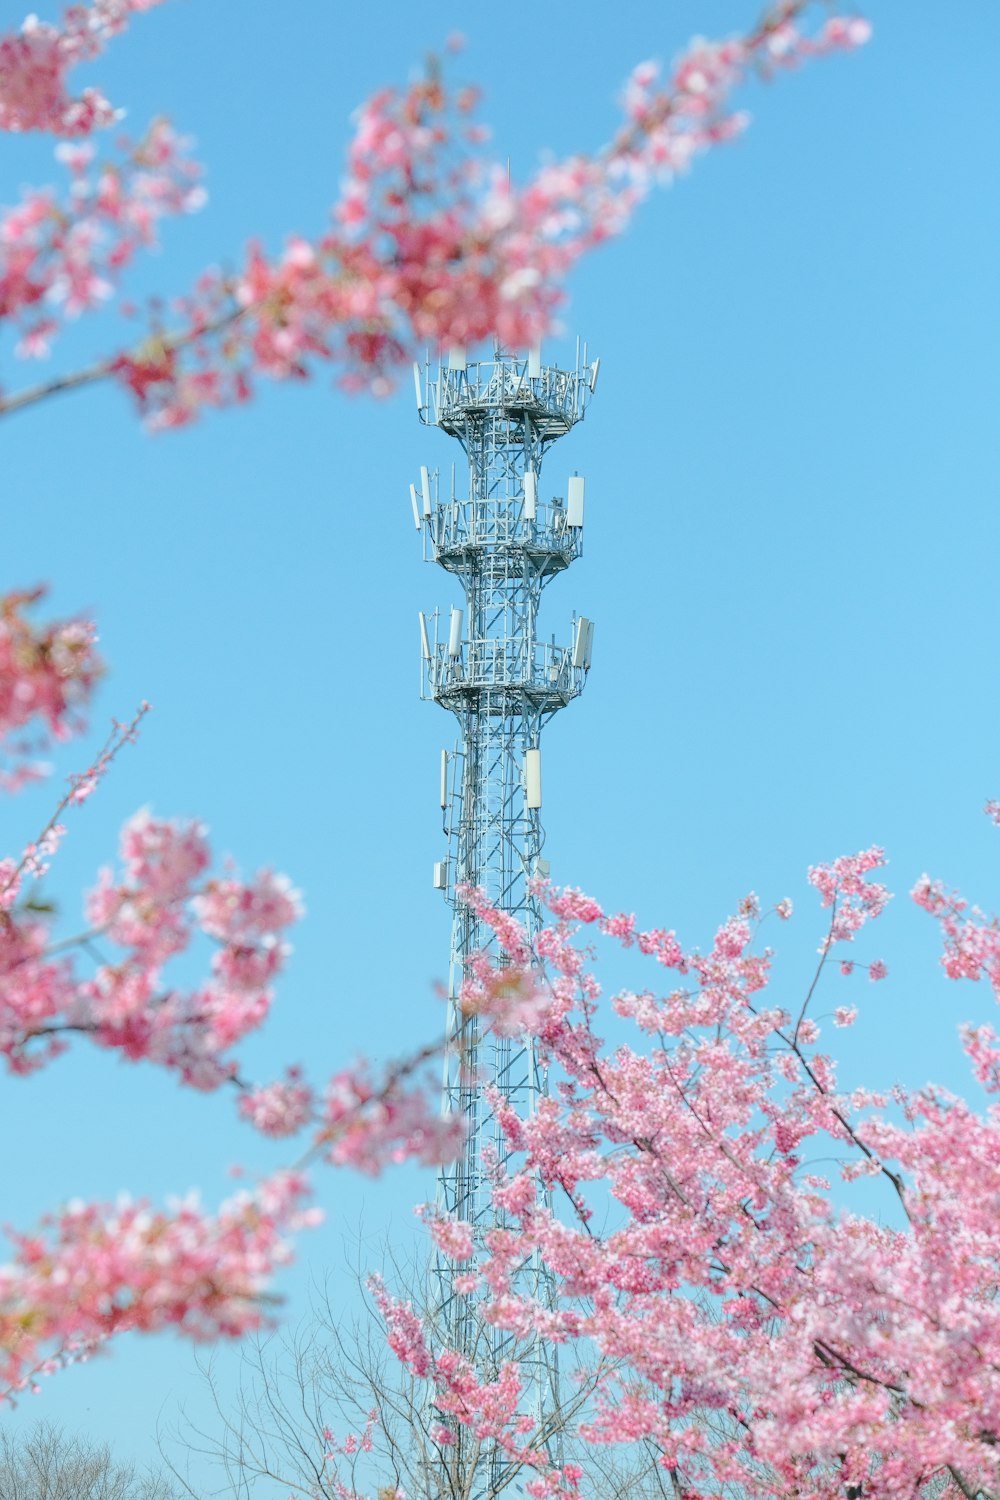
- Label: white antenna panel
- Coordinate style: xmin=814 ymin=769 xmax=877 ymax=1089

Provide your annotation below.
xmin=412 ymin=361 xmax=423 ymax=410
xmin=572 ymin=616 xmax=592 ymax=669
xmin=525 ymin=748 xmax=542 ymax=809
xmin=448 ymin=607 xmax=464 ymax=658
xmin=448 ymin=346 xmax=467 ymax=371
xmin=418 ymin=612 xmax=431 ymax=660
xmin=589 ymin=357 xmax=600 ymax=394
xmin=409 ymin=484 xmax=421 ymax=531
xmin=528 ymin=346 xmax=542 ymax=379
xmin=420 ymin=465 xmax=432 ymax=518
xmin=524 ymin=468 xmax=537 ymax=520
xmin=567 ymin=474 xmax=585 ymax=527
xmin=584 ymin=618 xmax=595 ymax=669
xmin=433 ymin=859 xmax=449 ymax=890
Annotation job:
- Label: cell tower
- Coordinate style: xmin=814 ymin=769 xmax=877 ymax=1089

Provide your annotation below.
xmin=410 ymin=339 xmax=598 ymax=1493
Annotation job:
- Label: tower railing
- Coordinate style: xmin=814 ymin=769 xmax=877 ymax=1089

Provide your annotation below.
xmin=426 ymin=497 xmax=583 ymax=569
xmin=428 ymin=349 xmax=593 ymax=435
xmin=423 ymin=635 xmax=585 ymax=702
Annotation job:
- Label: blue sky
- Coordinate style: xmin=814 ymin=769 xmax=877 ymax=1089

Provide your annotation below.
xmin=2 ymin=0 xmax=999 ymax=1483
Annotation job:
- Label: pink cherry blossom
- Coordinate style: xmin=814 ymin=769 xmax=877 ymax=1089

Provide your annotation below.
xmin=237 ymin=1070 xmax=314 ymax=1138
xmin=0 ymin=1 xmax=168 ymax=137
xmin=0 ymin=119 xmax=205 ymax=359
xmin=0 ymin=586 xmax=101 ymax=790
xmin=808 ymin=844 xmax=891 ymax=949
xmin=317 ymin=1063 xmax=466 ymax=1176
xmin=0 ymin=1170 xmax=317 ymax=1401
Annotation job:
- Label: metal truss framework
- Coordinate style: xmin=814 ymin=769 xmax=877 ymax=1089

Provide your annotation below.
xmin=412 ymin=344 xmax=597 ymax=1496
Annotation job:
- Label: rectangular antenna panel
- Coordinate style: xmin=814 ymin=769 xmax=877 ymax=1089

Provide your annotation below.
xmin=567 ymin=475 xmax=585 ymax=527
xmin=433 ymin=859 xmax=449 ymax=890
xmin=524 ymin=469 xmax=537 ymax=520
xmin=420 ymin=466 xmax=432 ymax=518
xmin=447 ymin=346 xmax=467 ymax=371
xmin=412 ymin=362 xmax=423 ymax=410
xmin=418 ymin=612 xmax=431 ymax=660
xmin=448 ymin=607 xmax=464 ymax=658
xmin=528 ymin=346 xmax=542 ymax=379
xmin=572 ymin=616 xmax=592 ymax=669
xmin=525 ymin=749 xmax=542 ymax=809
xmin=409 ymin=484 xmax=421 ymax=530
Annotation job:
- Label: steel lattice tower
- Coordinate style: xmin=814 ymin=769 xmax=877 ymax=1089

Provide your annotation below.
xmin=410 ymin=341 xmax=598 ymax=1496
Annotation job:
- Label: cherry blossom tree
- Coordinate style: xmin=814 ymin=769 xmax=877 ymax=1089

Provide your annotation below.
xmin=0 ymin=0 xmax=889 ymax=1473
xmin=0 ymin=0 xmax=870 ymax=427
xmin=155 ymin=840 xmax=1000 ymax=1500
xmin=344 ymin=858 xmax=1000 ymax=1500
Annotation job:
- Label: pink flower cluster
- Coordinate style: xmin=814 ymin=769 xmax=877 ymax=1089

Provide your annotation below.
xmin=808 ymin=845 xmax=891 ymax=964
xmin=1 ymin=120 xmax=205 ymax=360
xmin=0 ymin=1170 xmax=317 ymax=1400
xmin=372 ymin=1272 xmax=546 ymax=1464
xmin=318 ymin=1064 xmax=466 ymax=1176
xmin=914 ymin=870 xmax=1000 ymax=998
xmin=0 ymin=586 xmax=101 ymax=790
xmin=0 ymin=805 xmax=302 ymax=1085
xmin=0 ymin=1 xmax=167 ymax=136
xmin=238 ymin=1069 xmax=314 ymax=1138
xmin=322 ymin=1409 xmax=377 ymax=1465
